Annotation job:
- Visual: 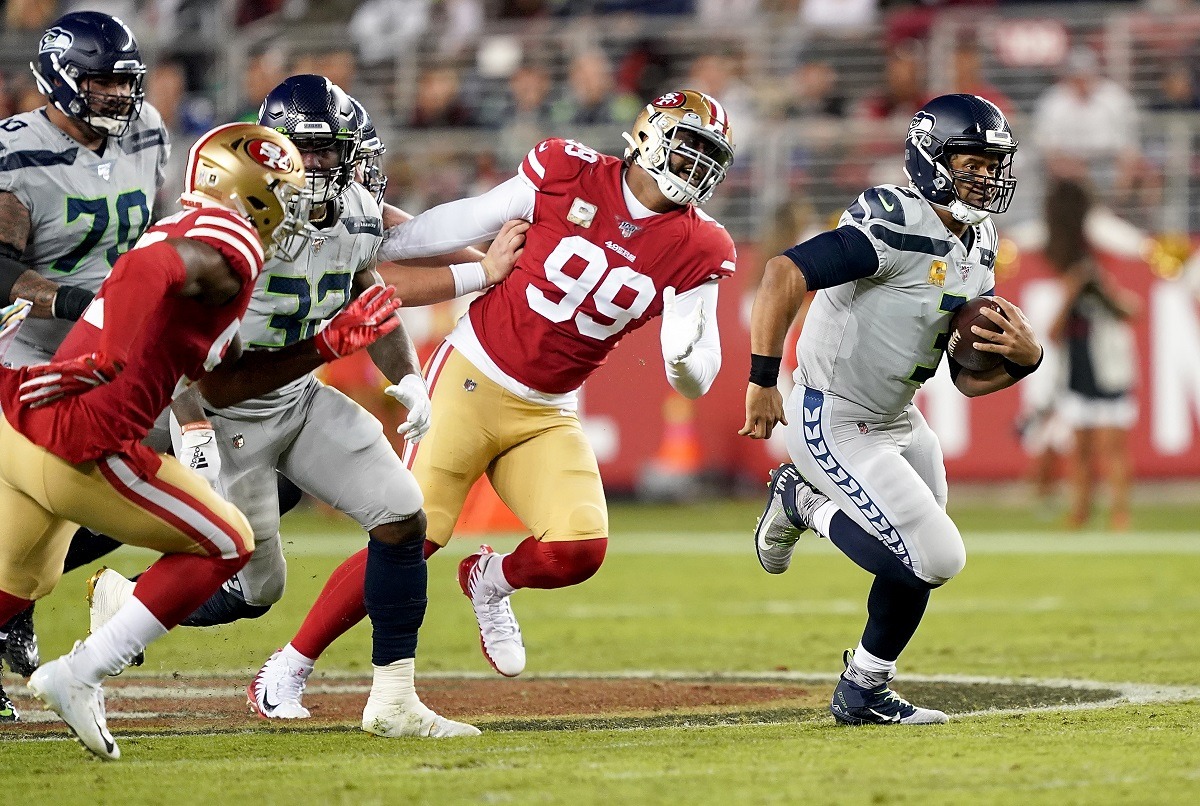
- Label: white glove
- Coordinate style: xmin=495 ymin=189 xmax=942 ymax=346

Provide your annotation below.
xmin=179 ymin=421 xmax=221 ymax=489
xmin=660 ymin=285 xmax=706 ymax=364
xmin=385 ymin=373 xmax=432 ymax=443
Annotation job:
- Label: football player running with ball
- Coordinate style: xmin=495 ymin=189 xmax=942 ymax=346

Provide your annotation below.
xmin=741 ymin=94 xmax=1043 ymax=725
xmin=246 ymin=89 xmax=738 ymax=707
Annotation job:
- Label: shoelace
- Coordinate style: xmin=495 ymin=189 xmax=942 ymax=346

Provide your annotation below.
xmin=275 ymin=660 xmax=311 ymax=702
xmin=479 ymin=598 xmax=520 ymax=641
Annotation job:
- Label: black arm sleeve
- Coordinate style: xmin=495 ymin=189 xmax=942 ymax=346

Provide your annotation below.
xmin=780 ymin=226 xmax=880 ymax=291
xmin=0 ymin=255 xmax=26 ymax=303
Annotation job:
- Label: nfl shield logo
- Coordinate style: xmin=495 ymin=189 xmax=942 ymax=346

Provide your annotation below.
xmin=617 ymin=219 xmax=641 ymax=239
xmin=463 ymin=378 xmax=477 ymax=392
xmin=96 ymin=161 xmax=113 ymax=181
xmin=311 ymin=237 xmax=327 ymax=254
xmin=232 ymin=433 xmax=245 ymax=449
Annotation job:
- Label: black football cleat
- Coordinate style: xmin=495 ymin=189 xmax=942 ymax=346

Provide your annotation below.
xmin=2 ymin=605 xmax=40 ymax=677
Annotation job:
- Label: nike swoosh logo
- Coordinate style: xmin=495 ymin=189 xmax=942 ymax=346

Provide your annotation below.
xmin=880 ymin=196 xmax=895 ymax=212
xmin=867 ymin=708 xmax=901 ymax=723
xmin=261 ymin=686 xmax=279 ymax=712
xmin=95 ymin=714 xmax=116 ymax=754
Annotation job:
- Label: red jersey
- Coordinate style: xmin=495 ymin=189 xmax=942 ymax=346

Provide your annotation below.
xmin=468 ymin=138 xmax=737 ymax=394
xmin=0 ymin=206 xmax=263 ymax=467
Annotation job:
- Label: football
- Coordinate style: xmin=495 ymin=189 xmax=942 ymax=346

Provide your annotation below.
xmin=947 ymin=297 xmax=1007 ymax=372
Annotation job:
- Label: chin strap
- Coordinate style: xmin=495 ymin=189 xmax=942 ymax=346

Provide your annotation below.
xmin=932 ymin=199 xmax=990 ymax=226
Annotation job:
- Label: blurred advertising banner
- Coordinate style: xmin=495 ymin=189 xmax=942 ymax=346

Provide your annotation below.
xmin=354 ymin=247 xmax=1199 ymax=492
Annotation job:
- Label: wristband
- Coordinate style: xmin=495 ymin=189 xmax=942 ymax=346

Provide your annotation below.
xmin=52 ymin=285 xmax=95 ymax=320
xmin=449 ymin=262 xmax=488 ymax=297
xmin=749 ymin=353 xmax=782 ymax=388
xmin=1003 ymin=347 xmax=1043 ymax=380
xmin=181 ymin=420 xmax=214 ymax=434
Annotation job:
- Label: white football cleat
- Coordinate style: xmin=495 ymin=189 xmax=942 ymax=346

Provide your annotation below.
xmin=754 ymin=463 xmax=829 ymax=575
xmin=362 ymin=696 xmax=481 ymax=738
xmin=458 ymin=545 xmax=525 ymax=677
xmin=29 ymin=653 xmax=119 ymax=761
xmin=247 ymin=649 xmax=312 ymax=719
xmin=86 ymin=567 xmax=142 ymax=670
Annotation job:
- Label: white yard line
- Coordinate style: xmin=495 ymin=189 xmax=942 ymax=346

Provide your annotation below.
xmin=8 ymin=671 xmax=1198 ymax=729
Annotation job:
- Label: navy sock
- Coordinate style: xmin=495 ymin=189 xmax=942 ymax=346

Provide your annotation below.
xmin=826 ymin=511 xmax=933 ymax=590
xmin=826 ymin=511 xmax=937 ymax=664
xmin=180 ymin=587 xmax=271 ymax=627
xmin=62 ymin=528 xmax=122 ymax=574
xmin=861 ymin=576 xmax=931 ymax=662
xmin=364 ymin=536 xmax=426 ymax=666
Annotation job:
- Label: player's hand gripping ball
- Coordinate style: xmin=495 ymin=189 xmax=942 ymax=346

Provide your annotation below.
xmin=947 ymin=297 xmax=1006 ymax=372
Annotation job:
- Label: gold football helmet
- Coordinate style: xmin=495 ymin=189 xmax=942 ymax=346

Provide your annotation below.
xmin=622 ymin=89 xmax=735 ymax=206
xmin=180 ymin=122 xmax=311 ymax=260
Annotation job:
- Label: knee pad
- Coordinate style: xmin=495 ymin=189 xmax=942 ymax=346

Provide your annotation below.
xmin=914 ymin=514 xmax=966 ymax=586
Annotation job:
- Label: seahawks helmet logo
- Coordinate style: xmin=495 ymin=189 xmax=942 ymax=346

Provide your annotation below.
xmin=908 ymin=111 xmax=936 ymax=142
xmin=39 ymin=28 xmax=74 ymax=56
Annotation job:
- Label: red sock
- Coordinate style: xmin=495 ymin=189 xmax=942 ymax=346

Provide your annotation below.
xmin=0 ymin=589 xmax=33 ymax=626
xmin=291 ymin=548 xmax=368 ymax=660
xmin=423 ymin=539 xmax=441 ymax=559
xmin=133 ymin=554 xmax=248 ymax=628
xmin=501 ymin=536 xmax=607 ymax=590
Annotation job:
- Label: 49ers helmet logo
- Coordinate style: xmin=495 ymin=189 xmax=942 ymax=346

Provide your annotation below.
xmin=246 ymin=138 xmax=294 ymax=172
xmin=652 ymin=91 xmax=686 ymax=108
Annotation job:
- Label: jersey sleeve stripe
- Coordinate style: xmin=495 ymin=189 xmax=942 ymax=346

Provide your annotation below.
xmin=720 ymin=260 xmax=736 ymax=271
xmin=184 ymin=226 xmax=262 ymax=277
xmin=523 ymin=148 xmax=546 ymax=179
xmin=191 ymin=214 xmax=266 ymax=263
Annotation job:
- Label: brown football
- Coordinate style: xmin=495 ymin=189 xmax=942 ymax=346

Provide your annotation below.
xmin=947 ymin=297 xmax=1006 ymax=372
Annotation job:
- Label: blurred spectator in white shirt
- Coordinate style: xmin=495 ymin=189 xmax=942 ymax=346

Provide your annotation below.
xmin=1031 ymin=48 xmax=1146 ymax=207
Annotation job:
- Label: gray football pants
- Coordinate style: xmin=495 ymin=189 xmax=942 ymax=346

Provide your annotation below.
xmin=785 ymin=386 xmax=966 ymax=586
xmin=173 ymin=378 xmax=422 ymax=607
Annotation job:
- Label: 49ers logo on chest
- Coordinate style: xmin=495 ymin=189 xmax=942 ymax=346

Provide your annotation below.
xmin=246 ymin=139 xmax=294 ymax=172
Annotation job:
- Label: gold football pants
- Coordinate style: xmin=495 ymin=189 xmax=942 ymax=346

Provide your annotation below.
xmin=406 ymin=344 xmax=608 ymax=548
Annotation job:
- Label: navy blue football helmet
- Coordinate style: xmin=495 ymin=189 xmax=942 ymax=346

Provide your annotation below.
xmin=258 ymin=75 xmax=360 ymax=205
xmin=903 ymin=94 xmax=1017 ymax=225
xmin=30 ymin=11 xmax=146 ymax=137
xmin=348 ymin=96 xmax=388 ymax=204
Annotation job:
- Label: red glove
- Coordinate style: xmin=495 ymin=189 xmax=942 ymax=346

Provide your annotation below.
xmin=315 ymin=284 xmax=402 ymax=361
xmin=18 ymin=352 xmax=124 ymax=408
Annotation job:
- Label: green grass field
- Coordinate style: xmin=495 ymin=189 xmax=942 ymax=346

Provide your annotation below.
xmin=4 ymin=496 xmax=1199 ymax=804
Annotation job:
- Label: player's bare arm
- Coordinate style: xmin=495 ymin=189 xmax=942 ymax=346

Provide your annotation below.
xmin=0 ymin=191 xmax=57 ymax=318
xmin=377 ymin=219 xmax=529 ymax=307
xmin=352 ymin=267 xmax=422 ymax=382
xmin=199 ymin=285 xmax=401 ymax=409
xmin=953 ymin=296 xmax=1042 ymax=398
xmin=740 ymin=255 xmax=810 ymax=440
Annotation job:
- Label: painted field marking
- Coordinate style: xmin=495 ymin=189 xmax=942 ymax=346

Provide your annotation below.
xmin=7 ymin=671 xmax=1198 ymax=731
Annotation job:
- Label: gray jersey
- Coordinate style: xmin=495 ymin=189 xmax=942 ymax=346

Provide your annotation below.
xmin=0 ymin=104 xmax=169 ymax=362
xmin=214 ymin=183 xmax=383 ymax=419
xmin=796 ymin=184 xmax=998 ymax=416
